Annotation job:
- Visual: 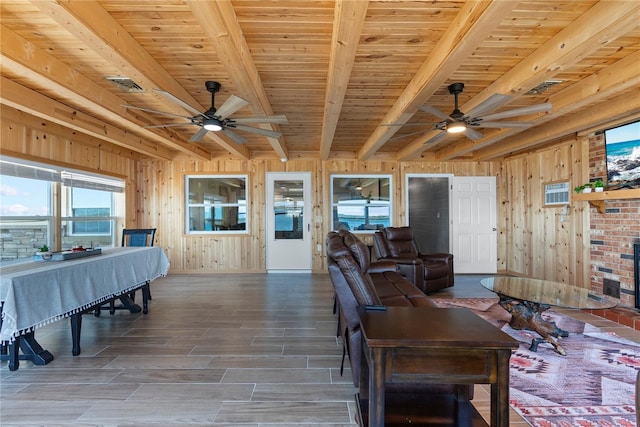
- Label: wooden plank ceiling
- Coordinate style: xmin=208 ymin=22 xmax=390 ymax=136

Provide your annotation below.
xmin=1 ymin=0 xmax=639 ymax=162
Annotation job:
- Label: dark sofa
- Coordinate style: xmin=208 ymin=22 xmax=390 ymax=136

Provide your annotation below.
xmin=326 ymin=229 xmax=472 ymax=400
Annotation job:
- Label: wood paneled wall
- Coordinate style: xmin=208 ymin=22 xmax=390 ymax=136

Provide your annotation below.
xmin=500 ymin=139 xmax=591 ymax=288
xmin=1 ymin=106 xmax=591 ymax=288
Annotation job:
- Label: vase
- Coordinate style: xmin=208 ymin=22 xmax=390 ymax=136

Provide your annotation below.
xmin=595 ymin=187 xmax=604 ymax=192
xmin=34 ymin=251 xmax=53 ymax=261
xmin=583 ymin=188 xmax=592 ymax=193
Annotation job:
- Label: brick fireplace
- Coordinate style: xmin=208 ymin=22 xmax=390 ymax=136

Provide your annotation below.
xmin=586 ymin=133 xmax=640 ymax=327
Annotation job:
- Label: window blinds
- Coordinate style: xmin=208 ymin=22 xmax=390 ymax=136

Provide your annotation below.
xmin=0 ymin=157 xmax=124 ymax=193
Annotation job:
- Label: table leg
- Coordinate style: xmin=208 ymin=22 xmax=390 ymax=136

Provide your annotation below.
xmin=8 ymin=338 xmax=20 ymax=371
xmin=71 ymin=313 xmax=82 ymax=356
xmin=19 ymin=332 xmax=54 ymax=365
xmin=141 ymin=282 xmax=151 ymax=314
xmin=116 ymin=294 xmax=142 ymax=313
xmin=491 ymin=349 xmax=511 ymax=427
xmin=368 ymin=348 xmax=385 ymax=427
xmin=498 ymin=295 xmax=568 ymax=355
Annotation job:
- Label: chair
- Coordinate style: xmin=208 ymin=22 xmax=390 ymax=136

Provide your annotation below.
xmin=122 ymin=228 xmax=156 ymax=247
xmin=95 ymin=228 xmax=156 ymax=316
xmin=373 ymin=226 xmax=454 ymax=294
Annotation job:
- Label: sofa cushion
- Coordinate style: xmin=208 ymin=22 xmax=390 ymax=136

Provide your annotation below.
xmin=327 ymin=231 xmax=381 ymax=306
xmin=335 ymin=255 xmax=381 ymax=306
xmin=372 ymin=271 xmax=435 ymax=307
xmin=341 ymin=229 xmax=370 ymax=271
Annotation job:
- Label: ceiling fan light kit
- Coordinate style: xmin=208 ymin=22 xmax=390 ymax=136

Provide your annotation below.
xmin=203 ymin=118 xmax=223 ymax=131
xmin=447 ymin=121 xmax=467 ymax=133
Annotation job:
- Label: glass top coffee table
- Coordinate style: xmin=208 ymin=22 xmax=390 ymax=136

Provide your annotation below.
xmin=481 ymin=276 xmax=617 ymax=355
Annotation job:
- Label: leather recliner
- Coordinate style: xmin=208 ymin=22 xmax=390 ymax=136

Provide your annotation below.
xmin=326 ymin=230 xmax=434 ymax=387
xmin=326 ymin=229 xmax=473 ymax=402
xmin=373 ymin=226 xmax=454 ymax=294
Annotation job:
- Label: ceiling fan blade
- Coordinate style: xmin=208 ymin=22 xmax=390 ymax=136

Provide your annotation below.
xmin=231 ymin=124 xmax=282 ymax=138
xmin=423 ymin=131 xmax=448 ymax=145
xmin=144 ymin=123 xmax=195 ymax=128
xmin=222 ymin=128 xmax=247 ymax=144
xmin=188 ymin=127 xmax=209 ymax=142
xmin=390 ymin=129 xmax=436 ymax=141
xmin=464 ymin=128 xmax=484 ymax=141
xmin=122 ymin=104 xmax=194 ymax=120
xmin=152 ymin=88 xmax=204 ymax=117
xmin=231 ymin=115 xmax=288 ymax=124
xmin=474 ymin=121 xmax=533 ymax=128
xmin=215 ymin=94 xmax=249 ymax=120
xmin=418 ymin=105 xmax=453 ymax=121
xmin=465 ymin=94 xmax=512 ymax=118
xmin=383 ymin=122 xmax=440 ymax=127
xmin=478 ymin=102 xmax=552 ymax=121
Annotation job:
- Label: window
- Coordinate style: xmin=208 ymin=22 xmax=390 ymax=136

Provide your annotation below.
xmin=68 ymin=188 xmax=113 ymax=235
xmin=0 ymin=174 xmax=52 ymax=261
xmin=186 ymin=175 xmax=247 ymax=233
xmin=0 ymin=156 xmax=124 ymax=262
xmin=331 ymin=175 xmax=392 ymax=232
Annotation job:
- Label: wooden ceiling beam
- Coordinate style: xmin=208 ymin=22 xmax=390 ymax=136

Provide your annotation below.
xmin=186 ymin=0 xmax=288 ymax=160
xmin=471 ymin=49 xmax=640 ymax=160
xmin=30 ymin=0 xmax=249 ymax=160
xmin=0 ymin=26 xmax=208 ymax=160
xmin=359 ymin=0 xmax=519 ymax=160
xmin=474 ymin=88 xmax=640 ymax=160
xmin=320 ymin=1 xmax=368 ymax=160
xmin=0 ymin=77 xmax=175 ymax=161
xmin=434 ymin=0 xmax=640 ymax=160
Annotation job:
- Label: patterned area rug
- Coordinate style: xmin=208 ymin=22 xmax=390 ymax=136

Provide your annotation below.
xmin=430 ymin=297 xmax=640 ymax=427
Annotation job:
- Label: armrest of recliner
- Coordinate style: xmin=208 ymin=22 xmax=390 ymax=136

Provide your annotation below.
xmin=376 ymin=257 xmax=424 ymax=288
xmin=377 ymin=256 xmax=423 ymax=265
xmin=419 ymin=253 xmax=452 ymax=264
xmin=419 ymin=253 xmax=454 ymax=287
xmin=368 ymin=260 xmax=398 ymax=273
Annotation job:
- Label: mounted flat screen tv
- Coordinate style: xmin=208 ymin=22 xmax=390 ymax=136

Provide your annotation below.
xmin=604 ymin=120 xmax=640 ymax=189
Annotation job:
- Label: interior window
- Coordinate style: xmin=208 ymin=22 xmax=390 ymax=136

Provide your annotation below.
xmin=185 ymin=175 xmax=248 ymax=233
xmin=330 ymin=175 xmax=392 ymax=232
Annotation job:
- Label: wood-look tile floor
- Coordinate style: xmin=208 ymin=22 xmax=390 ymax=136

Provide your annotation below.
xmin=1 ymin=274 xmax=638 ymax=426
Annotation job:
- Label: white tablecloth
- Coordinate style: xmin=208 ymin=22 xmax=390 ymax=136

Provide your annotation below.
xmin=0 ymin=247 xmax=170 ymax=342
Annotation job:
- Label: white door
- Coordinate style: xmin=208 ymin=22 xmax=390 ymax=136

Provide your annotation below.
xmin=452 ymin=176 xmax=497 ymax=274
xmin=266 ymin=172 xmax=312 ymax=272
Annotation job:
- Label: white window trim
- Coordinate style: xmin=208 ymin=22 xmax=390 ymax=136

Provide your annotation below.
xmin=185 ymin=174 xmax=249 ymax=234
xmin=330 ymin=174 xmax=393 ymax=234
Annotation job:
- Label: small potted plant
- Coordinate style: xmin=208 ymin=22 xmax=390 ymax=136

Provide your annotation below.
xmin=581 ymin=182 xmax=593 ymax=193
xmin=592 ymin=179 xmax=604 ymax=192
xmin=35 ymin=245 xmax=52 ymax=261
xmin=573 ymin=184 xmax=585 ymax=194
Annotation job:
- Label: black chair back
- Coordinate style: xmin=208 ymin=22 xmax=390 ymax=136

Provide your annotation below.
xmin=122 ymin=228 xmax=156 ymax=247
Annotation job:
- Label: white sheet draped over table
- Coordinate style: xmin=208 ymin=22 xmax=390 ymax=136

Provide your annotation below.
xmin=0 ymin=247 xmax=170 ymax=342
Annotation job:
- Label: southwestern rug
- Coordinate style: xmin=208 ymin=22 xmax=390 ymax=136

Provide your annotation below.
xmin=430 ymin=297 xmax=640 ymax=427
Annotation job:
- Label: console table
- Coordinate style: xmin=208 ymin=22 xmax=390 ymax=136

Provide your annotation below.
xmin=0 ymin=246 xmax=170 ymax=370
xmin=357 ymin=306 xmax=518 ymax=427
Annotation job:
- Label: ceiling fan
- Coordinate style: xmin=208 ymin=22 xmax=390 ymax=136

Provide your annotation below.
xmin=388 ymin=82 xmax=552 ymax=144
xmin=123 ymin=81 xmax=287 ymax=144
